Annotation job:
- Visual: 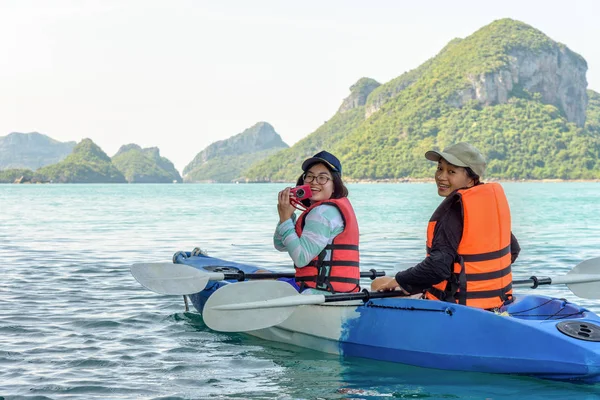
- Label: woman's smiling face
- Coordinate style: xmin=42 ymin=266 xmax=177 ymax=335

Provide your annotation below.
xmin=303 ymin=163 xmax=334 ymax=202
xmin=434 ymin=158 xmax=474 ymax=197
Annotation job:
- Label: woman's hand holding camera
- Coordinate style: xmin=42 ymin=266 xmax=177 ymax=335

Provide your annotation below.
xmin=277 ymin=187 xmax=296 ymax=224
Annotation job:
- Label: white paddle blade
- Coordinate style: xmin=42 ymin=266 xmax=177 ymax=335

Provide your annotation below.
xmin=130 ymin=262 xmax=216 ymax=295
xmin=203 ymin=280 xmax=303 ymax=332
xmin=566 ymin=257 xmax=600 ymax=300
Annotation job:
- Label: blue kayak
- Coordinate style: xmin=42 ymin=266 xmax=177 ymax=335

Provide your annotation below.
xmin=172 ymin=250 xmax=600 ymax=383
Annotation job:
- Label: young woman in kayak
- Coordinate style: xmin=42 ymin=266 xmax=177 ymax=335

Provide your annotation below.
xmin=373 ymin=142 xmax=521 ymax=310
xmin=274 ymin=151 xmax=360 ymax=293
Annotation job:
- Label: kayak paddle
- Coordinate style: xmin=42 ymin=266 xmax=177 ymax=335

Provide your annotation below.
xmin=130 ymin=262 xmax=385 ymax=295
xmin=512 ymin=256 xmax=600 ymax=299
xmin=202 ymin=256 xmax=600 ymax=332
xmin=202 ymin=280 xmax=409 ymax=332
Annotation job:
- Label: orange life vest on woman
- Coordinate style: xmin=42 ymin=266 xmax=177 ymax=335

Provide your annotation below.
xmin=294 ymin=197 xmax=360 ymax=293
xmin=424 ymin=183 xmax=513 ymax=309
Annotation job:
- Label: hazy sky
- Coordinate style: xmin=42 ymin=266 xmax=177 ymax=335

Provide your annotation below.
xmin=2 ymin=0 xmax=599 ymax=172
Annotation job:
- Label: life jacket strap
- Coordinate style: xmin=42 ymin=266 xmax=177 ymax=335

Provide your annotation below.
xmin=425 ymin=245 xmax=510 ymax=263
xmin=461 ymin=283 xmax=513 ymax=300
xmin=314 ymin=249 xmax=329 ymax=290
xmin=295 ymin=276 xmax=360 ymax=284
xmin=316 ymin=260 xmax=360 ymax=267
xmin=457 ymin=256 xmax=467 ymax=305
xmin=324 ymin=243 xmax=359 ymax=251
xmin=427 ymin=282 xmax=513 ymax=302
xmin=463 ymin=264 xmax=512 ymax=281
xmin=459 ymin=244 xmax=511 ymax=262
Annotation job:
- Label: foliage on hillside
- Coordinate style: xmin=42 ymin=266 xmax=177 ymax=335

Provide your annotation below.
xmin=586 ymin=90 xmax=600 ymax=135
xmin=337 ymin=96 xmax=600 ymax=180
xmin=243 ymin=19 xmax=599 ymax=181
xmin=112 ymin=144 xmax=182 ymax=183
xmin=35 ymin=139 xmax=126 ymax=183
xmin=0 ymin=168 xmax=35 ymax=183
xmin=365 ymin=38 xmax=461 ymax=113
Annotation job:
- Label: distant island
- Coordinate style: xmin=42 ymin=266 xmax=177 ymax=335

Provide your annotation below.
xmin=0 ymin=132 xmax=75 ymax=170
xmin=32 ymin=139 xmax=126 ymax=183
xmin=0 ymin=137 xmax=181 ymax=184
xmin=1 ymin=18 xmax=599 ymax=183
xmin=0 ymin=125 xmax=287 ymax=183
xmin=182 ymin=122 xmax=288 ymax=183
xmin=112 ymin=144 xmax=182 ymax=183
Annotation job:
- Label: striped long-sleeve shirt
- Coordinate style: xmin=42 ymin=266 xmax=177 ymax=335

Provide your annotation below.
xmin=273 ymin=204 xmax=344 ymax=268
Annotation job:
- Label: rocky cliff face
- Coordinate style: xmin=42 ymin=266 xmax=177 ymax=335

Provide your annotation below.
xmin=448 ymin=46 xmax=588 ymax=126
xmin=338 ymin=78 xmax=381 ymax=113
xmin=365 ymin=79 xmax=413 ymax=118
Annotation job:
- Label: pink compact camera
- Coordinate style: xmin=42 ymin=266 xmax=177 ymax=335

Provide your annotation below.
xmin=290 ymin=184 xmax=313 ymax=201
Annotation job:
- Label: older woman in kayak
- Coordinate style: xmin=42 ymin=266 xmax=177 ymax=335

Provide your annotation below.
xmin=274 ymin=151 xmax=360 ymax=293
xmin=373 ymin=142 xmax=520 ymax=310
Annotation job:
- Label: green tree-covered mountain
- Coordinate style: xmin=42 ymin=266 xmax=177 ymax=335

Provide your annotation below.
xmin=245 ymin=19 xmax=600 ymax=181
xmin=35 ymin=139 xmax=126 ymax=183
xmin=0 ymin=132 xmax=75 ymax=170
xmin=184 ymin=121 xmax=288 ymax=182
xmin=112 ymin=144 xmax=182 ymax=183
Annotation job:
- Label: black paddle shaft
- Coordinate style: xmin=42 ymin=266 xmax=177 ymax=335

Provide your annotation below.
xmin=323 ymin=288 xmax=408 ymax=303
xmin=221 ymin=269 xmax=385 ymax=281
xmin=513 ymin=275 xmax=552 ymax=289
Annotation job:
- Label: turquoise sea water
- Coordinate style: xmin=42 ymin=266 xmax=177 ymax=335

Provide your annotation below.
xmin=1 ymin=182 xmax=600 ymax=400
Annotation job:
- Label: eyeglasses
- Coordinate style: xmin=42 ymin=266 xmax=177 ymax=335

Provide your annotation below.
xmin=303 ymin=173 xmax=332 ymax=185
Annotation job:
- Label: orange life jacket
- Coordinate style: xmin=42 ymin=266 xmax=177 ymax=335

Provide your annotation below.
xmin=424 ymin=183 xmax=513 ymax=309
xmin=294 ymin=197 xmax=360 ymax=293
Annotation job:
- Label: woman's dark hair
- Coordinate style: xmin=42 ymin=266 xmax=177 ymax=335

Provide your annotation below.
xmin=465 ymin=167 xmax=481 ymax=185
xmin=295 ymin=162 xmax=349 ymax=208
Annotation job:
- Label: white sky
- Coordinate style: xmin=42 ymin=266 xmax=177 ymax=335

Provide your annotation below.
xmin=2 ymin=0 xmax=599 ymax=172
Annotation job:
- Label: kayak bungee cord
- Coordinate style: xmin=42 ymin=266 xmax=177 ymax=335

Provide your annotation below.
xmin=500 ymin=297 xmax=585 ymax=320
xmin=365 ymin=296 xmax=586 ymax=320
xmin=365 ymin=302 xmax=452 ymax=315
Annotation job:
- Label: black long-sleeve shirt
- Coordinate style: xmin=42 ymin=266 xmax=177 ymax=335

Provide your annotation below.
xmin=395 ymin=199 xmax=521 ymax=294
